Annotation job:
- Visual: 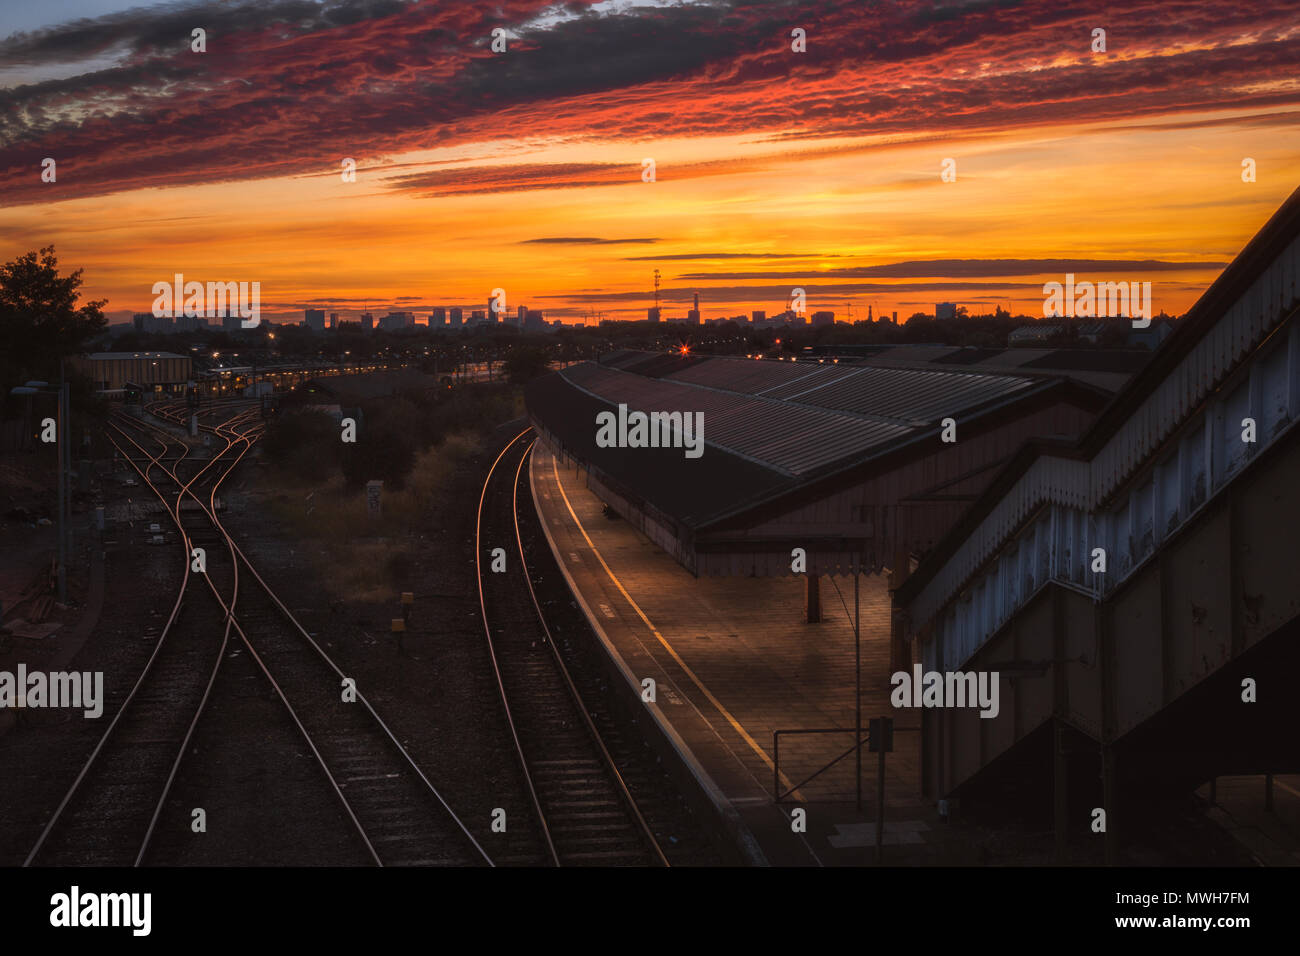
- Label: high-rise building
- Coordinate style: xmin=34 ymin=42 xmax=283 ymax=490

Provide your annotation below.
xmin=751 ymin=310 xmax=765 ymax=324
xmin=647 ymin=307 xmax=661 ymax=322
xmin=936 ymin=302 xmax=958 ymax=320
xmin=524 ymin=309 xmax=546 ymax=330
xmin=380 ymin=311 xmax=416 ymax=330
xmin=134 ymin=312 xmax=177 ymax=333
xmin=361 ymin=312 xmax=374 ymax=331
xmin=450 ymin=308 xmax=463 ymax=327
xmin=892 ymin=311 xmax=898 ymax=324
xmin=431 ymin=307 xmax=447 ymax=327
xmin=811 ymin=311 xmax=835 ymax=327
xmin=470 ymin=310 xmax=486 ymax=324
xmin=305 ymin=309 xmax=326 ymax=330
xmin=516 ymin=305 xmax=527 ymax=327
xmin=329 ymin=312 xmax=339 ymax=329
xmin=687 ymin=292 xmax=701 ymax=324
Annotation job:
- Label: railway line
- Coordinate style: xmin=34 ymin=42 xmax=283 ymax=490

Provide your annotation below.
xmin=476 ymin=428 xmax=717 ymax=866
xmin=18 ymin=402 xmax=718 ymax=867
xmin=22 ymin=406 xmax=250 ymax=866
xmin=26 ymin=403 xmax=491 ymax=867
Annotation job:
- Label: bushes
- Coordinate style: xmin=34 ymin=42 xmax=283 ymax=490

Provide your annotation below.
xmin=261 ymin=410 xmax=340 ymax=482
xmin=265 ymin=382 xmax=522 ymax=492
xmin=340 ymin=415 xmax=417 ymax=490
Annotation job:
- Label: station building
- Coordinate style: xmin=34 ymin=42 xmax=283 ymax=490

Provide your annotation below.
xmin=526 ymin=346 xmax=1118 ymax=656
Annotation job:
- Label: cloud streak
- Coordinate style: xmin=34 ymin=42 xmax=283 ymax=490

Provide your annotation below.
xmin=0 ymin=0 xmax=1296 ymax=204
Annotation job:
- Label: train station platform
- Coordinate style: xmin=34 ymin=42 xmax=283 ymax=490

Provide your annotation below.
xmin=530 ymin=448 xmax=950 ymax=866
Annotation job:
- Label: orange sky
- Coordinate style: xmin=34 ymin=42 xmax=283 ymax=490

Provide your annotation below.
xmin=2 ymin=1 xmax=1298 ymax=324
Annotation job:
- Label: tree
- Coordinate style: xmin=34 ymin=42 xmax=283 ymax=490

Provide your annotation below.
xmin=503 ymin=345 xmax=551 ymax=384
xmin=0 ymin=246 xmax=107 ymax=388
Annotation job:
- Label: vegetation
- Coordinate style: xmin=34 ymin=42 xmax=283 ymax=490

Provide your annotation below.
xmin=0 ymin=246 xmax=106 ymax=390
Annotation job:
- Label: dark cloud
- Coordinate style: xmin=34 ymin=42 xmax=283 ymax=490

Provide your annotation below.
xmin=538 ymin=281 xmax=1053 ymax=302
xmin=675 ymin=258 xmax=1229 ymax=281
xmin=0 ymin=1 xmax=1297 ymax=203
xmin=521 ymin=236 xmax=659 ymax=244
xmin=626 ymin=252 xmax=847 ymax=260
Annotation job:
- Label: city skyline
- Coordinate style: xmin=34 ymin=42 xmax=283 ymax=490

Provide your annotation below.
xmin=2 ymin=1 xmax=1298 ymax=325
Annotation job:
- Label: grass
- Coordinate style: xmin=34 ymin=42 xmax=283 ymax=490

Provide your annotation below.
xmin=260 ymin=431 xmax=484 ymax=603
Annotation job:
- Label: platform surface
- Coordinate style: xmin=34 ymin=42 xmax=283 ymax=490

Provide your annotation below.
xmin=531 ymin=449 xmax=947 ymax=866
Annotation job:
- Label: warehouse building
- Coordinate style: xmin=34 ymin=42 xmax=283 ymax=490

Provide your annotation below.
xmin=71 ymin=352 xmax=193 ymax=395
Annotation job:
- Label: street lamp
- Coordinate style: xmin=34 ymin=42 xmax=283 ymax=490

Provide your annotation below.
xmin=10 ymin=370 xmax=70 ymax=603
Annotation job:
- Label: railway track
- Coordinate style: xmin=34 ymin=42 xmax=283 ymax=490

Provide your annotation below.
xmin=28 ymin=403 xmax=491 ymax=867
xmin=476 ymin=428 xmax=673 ymax=866
xmin=23 ymin=407 xmax=252 ymax=866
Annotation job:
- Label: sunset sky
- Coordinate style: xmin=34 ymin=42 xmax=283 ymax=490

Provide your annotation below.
xmin=1 ymin=0 xmax=1298 ymax=325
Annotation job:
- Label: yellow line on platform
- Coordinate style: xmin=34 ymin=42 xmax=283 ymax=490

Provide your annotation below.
xmin=548 ymin=456 xmax=783 ymax=780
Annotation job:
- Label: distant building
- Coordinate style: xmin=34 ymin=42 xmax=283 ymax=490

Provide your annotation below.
xmin=936 ymin=302 xmax=958 ymax=321
xmin=811 ymin=311 xmax=835 ymax=327
xmin=431 ymin=307 xmax=447 ymax=327
xmin=1128 ymin=319 xmax=1175 ymax=350
xmin=380 ymin=311 xmax=416 ymax=330
xmin=305 ymin=309 xmax=326 ymax=331
xmin=1077 ymin=321 xmax=1107 ymax=344
xmin=221 ymin=310 xmax=241 ymax=332
xmin=72 ymin=352 xmax=192 ymax=394
xmin=751 ymin=310 xmax=765 ymax=323
xmin=361 ymin=312 xmax=374 ymax=331
xmin=1008 ymin=323 xmax=1063 ymax=346
xmin=470 ymin=310 xmax=486 ymax=324
xmin=688 ymin=292 xmax=701 ymax=324
xmin=647 ymin=307 xmax=661 ymax=322
xmin=329 ymin=312 xmax=339 ymax=329
xmin=132 ymin=312 xmax=175 ymax=334
xmin=525 ymin=309 xmax=547 ymax=330
xmin=891 ymin=311 xmax=898 ymax=324
xmin=175 ymin=314 xmax=208 ymax=332
xmin=516 ymin=305 xmax=527 ymax=327
xmin=450 ymin=308 xmax=463 ymax=327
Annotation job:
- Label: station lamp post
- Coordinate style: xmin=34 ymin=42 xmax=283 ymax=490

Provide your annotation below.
xmin=10 ymin=367 xmax=71 ymax=603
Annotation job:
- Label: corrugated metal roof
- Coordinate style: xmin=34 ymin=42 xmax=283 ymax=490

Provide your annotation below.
xmin=562 ymin=364 xmax=908 ymax=476
xmin=666 ymin=357 xmax=819 ymax=395
xmin=85 ymin=352 xmax=187 ymax=360
xmin=659 ymin=354 xmax=1036 ymax=425
xmin=773 ymin=365 xmax=1034 ymax=423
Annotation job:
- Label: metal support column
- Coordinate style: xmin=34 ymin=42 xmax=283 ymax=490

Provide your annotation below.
xmin=855 ymin=570 xmax=861 ymax=812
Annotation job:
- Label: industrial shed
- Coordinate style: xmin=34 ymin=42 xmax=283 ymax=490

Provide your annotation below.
xmin=71 ymin=352 xmax=192 ymax=394
xmin=526 ymin=350 xmax=1114 ymax=592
